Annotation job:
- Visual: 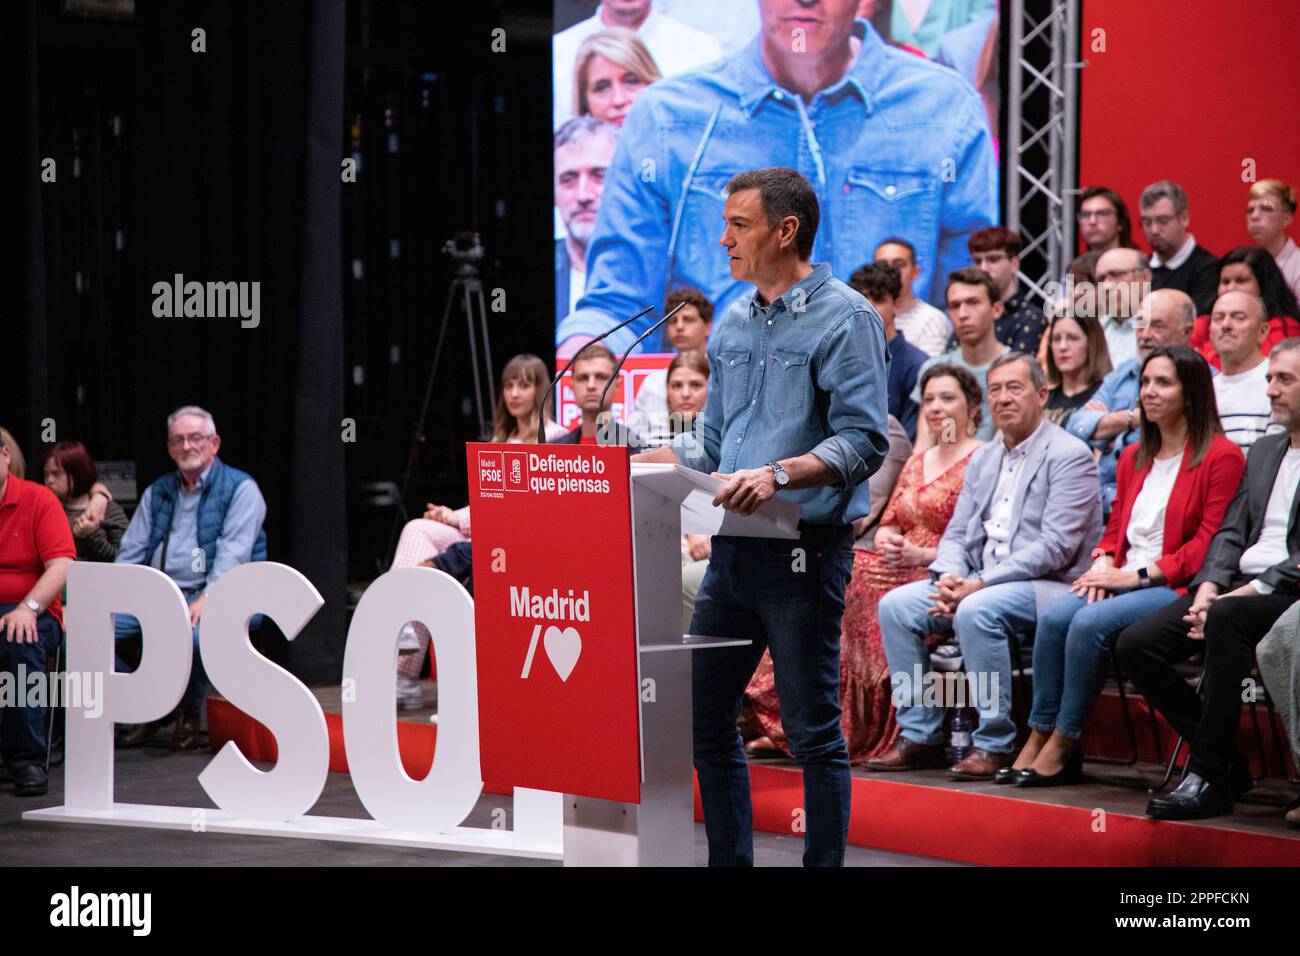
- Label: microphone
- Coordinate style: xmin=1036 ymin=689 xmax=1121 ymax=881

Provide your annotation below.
xmin=539 ymin=304 xmax=654 ymax=443
xmin=596 ymin=301 xmax=687 ymax=442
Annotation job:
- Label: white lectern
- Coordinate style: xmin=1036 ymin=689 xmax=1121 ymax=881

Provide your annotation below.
xmin=563 ymin=463 xmax=801 ymax=867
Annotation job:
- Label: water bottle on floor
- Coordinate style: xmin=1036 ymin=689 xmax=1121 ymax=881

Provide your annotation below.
xmin=947 ymin=708 xmax=974 ymax=765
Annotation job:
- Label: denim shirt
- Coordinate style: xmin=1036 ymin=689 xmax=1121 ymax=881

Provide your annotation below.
xmin=557 ymin=18 xmax=998 ymax=355
xmin=670 ymin=264 xmax=890 ymax=525
xmin=1065 ymin=358 xmax=1140 ymax=513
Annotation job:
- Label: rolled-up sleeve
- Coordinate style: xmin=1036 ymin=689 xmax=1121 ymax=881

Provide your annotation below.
xmin=807 ymin=308 xmax=889 ymax=488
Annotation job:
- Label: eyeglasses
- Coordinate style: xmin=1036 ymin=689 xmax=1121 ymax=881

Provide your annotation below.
xmin=1077 ymin=209 xmax=1116 ymax=221
xmin=1139 ymin=215 xmax=1176 ymax=228
xmin=167 ymin=433 xmax=213 ymax=449
xmin=971 ymin=253 xmax=1009 ymax=266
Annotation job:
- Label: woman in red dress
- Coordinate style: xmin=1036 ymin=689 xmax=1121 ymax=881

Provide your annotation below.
xmin=744 ymin=364 xmax=985 ymax=763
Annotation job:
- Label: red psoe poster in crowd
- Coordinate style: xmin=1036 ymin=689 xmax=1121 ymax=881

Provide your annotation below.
xmin=468 ymin=442 xmax=641 ymax=803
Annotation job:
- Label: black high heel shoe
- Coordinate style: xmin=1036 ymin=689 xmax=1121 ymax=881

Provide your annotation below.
xmin=1013 ymin=748 xmax=1084 ymax=788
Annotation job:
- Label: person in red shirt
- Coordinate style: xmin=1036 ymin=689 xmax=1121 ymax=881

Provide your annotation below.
xmin=1189 ymin=246 xmax=1300 ymax=370
xmin=0 ymin=434 xmax=76 ymax=797
xmin=551 ymin=344 xmax=644 ymax=449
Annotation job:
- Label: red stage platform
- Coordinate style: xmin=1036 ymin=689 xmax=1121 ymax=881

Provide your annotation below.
xmin=208 ymin=684 xmax=1300 ymax=866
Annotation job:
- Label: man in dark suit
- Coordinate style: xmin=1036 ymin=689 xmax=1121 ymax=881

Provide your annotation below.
xmin=1140 ymin=180 xmax=1219 ymax=316
xmin=551 ymin=343 xmax=643 ymax=450
xmin=1116 ymin=337 xmax=1300 ymax=819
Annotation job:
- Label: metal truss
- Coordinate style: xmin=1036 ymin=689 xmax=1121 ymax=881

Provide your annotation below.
xmin=1005 ymin=0 xmax=1082 ymax=303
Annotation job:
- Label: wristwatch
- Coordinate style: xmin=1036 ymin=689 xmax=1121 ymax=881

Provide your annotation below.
xmin=767 ymin=461 xmax=790 ymax=487
xmin=1137 ymin=567 xmax=1151 ymax=589
xmin=24 ymin=598 xmax=40 ymax=614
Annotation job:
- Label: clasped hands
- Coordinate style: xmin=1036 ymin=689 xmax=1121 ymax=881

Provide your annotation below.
xmin=875 ymin=528 xmax=930 ymax=570
xmin=927 ymin=572 xmax=985 ymax=618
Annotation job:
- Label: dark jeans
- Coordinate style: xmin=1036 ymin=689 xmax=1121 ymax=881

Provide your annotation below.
xmin=0 ymin=604 xmax=64 ymax=769
xmin=690 ymin=527 xmax=854 ymax=867
xmin=1114 ymin=589 xmax=1296 ymax=786
xmin=113 ymin=587 xmax=206 ymax=714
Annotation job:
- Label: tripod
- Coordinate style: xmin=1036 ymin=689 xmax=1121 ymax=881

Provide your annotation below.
xmin=388 ymin=234 xmax=495 ymax=558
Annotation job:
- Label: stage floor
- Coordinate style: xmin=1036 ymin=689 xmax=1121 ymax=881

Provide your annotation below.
xmin=0 ymin=748 xmax=963 ymax=868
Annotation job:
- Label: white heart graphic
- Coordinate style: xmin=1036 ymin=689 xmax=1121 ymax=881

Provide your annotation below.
xmin=543 ymin=625 xmax=582 ymax=682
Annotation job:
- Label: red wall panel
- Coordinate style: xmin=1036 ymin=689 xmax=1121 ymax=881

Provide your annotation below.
xmin=1079 ymin=0 xmax=1300 ymax=256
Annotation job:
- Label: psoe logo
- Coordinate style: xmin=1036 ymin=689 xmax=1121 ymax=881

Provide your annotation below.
xmin=503 ymin=451 xmax=528 ymax=492
xmin=478 ymin=451 xmax=504 ymax=491
xmin=50 ymin=886 xmax=151 ymax=936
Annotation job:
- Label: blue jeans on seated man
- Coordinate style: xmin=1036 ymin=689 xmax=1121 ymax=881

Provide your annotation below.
xmin=690 ymin=530 xmax=854 ymax=868
xmin=1028 ymin=586 xmax=1178 ymax=739
xmin=878 ymin=578 xmax=1035 ymax=754
xmin=114 ymin=588 xmax=206 ymax=715
xmin=0 ymin=604 xmax=64 ymax=769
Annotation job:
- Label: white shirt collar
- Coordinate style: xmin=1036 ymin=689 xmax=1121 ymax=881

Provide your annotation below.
xmin=1151 ymin=233 xmax=1197 ymax=270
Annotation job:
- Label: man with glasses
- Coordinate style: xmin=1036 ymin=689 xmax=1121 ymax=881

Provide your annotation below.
xmin=1094 ymin=246 xmax=1152 ymax=368
xmin=1076 ymin=186 xmax=1136 ymax=254
xmin=114 ymin=405 xmax=267 ymax=751
xmin=963 ymin=226 xmax=1047 ymax=355
xmin=1140 ymin=180 xmax=1219 ymax=316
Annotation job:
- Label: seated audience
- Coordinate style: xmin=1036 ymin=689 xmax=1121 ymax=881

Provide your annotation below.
xmin=631 ymin=287 xmax=714 ymax=444
xmin=1210 ymin=290 xmax=1282 ymax=452
xmin=1117 ymin=338 xmax=1300 ymax=821
xmin=1010 ymin=347 xmax=1243 ymax=787
xmin=1190 ymin=246 xmax=1300 ymax=369
xmin=391 ymin=353 xmax=565 ymax=708
xmin=911 ymin=267 xmax=1009 ymax=450
xmin=850 ymin=261 xmax=926 ymax=441
xmin=1068 ymin=289 xmax=1196 ymax=516
xmin=0 ymin=430 xmax=75 ymax=797
xmin=554 ymin=344 xmax=644 ymax=449
xmin=1043 ymin=313 xmax=1112 ymax=426
xmin=875 ymin=237 xmax=952 ymax=356
xmin=745 ymin=366 xmax=984 ymax=762
xmin=1140 ymin=180 xmax=1219 ymax=316
xmin=870 ymin=353 xmax=1102 ymax=780
xmin=1077 ymin=185 xmax=1137 ymax=254
xmin=1040 ymin=250 xmax=1103 ymax=368
xmin=967 ymin=226 xmax=1048 ymax=355
xmin=1095 ymin=247 xmax=1152 ymax=368
xmin=1256 ymin=601 xmax=1300 ymax=826
xmin=1246 ymin=178 xmax=1300 ymax=303
xmin=113 ymin=405 xmax=268 ymax=752
xmin=43 ymin=441 xmax=129 ymax=562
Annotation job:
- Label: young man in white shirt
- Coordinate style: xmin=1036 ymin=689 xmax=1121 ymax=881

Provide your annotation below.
xmin=875 ymin=237 xmax=952 ymax=356
xmin=1211 ymin=290 xmax=1277 ymax=452
xmin=1117 ymin=338 xmax=1300 ymax=820
xmin=629 ymin=287 xmax=714 ymax=444
xmin=1095 ymin=246 xmax=1151 ymax=369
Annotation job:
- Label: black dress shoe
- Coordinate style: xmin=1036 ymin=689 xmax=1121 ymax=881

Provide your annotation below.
xmin=993 ymin=766 xmax=1021 ymax=785
xmin=12 ymin=764 xmax=48 ymax=797
xmin=1146 ymin=771 xmax=1233 ymax=821
xmin=1014 ymin=749 xmax=1084 ymax=789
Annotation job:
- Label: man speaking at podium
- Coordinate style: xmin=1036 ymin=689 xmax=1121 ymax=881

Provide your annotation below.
xmin=635 ymin=167 xmax=888 ymax=866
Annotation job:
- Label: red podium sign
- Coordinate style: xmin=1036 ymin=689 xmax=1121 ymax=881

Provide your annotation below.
xmin=468 ymin=443 xmax=641 ymax=803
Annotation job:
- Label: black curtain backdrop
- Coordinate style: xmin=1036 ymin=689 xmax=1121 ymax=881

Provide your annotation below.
xmin=128 ymin=0 xmax=348 ymax=682
xmin=11 ymin=0 xmax=349 ymax=683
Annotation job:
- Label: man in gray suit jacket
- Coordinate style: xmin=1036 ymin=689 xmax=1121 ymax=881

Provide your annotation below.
xmin=869 ymin=352 xmax=1103 ymax=779
xmin=1117 ymin=338 xmax=1300 ymax=821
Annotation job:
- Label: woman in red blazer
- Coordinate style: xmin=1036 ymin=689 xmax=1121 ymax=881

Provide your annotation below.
xmin=1005 ymin=346 xmax=1245 ymax=787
